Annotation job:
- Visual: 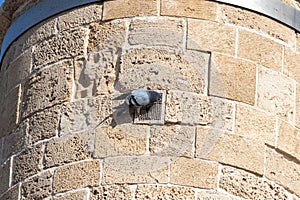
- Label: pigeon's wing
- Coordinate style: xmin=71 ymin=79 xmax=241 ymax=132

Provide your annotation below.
xmin=131 ymin=89 xmax=150 ymax=106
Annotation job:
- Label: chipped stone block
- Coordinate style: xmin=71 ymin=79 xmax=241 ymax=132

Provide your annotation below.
xmin=58 ymin=4 xmax=102 ymax=32
xmin=94 ymin=124 xmax=147 ymax=158
xmin=197 ymin=191 xmax=239 ymax=200
xmin=296 ymin=84 xmax=300 ymax=128
xmin=277 ymin=120 xmax=300 ymax=160
xmin=0 ymin=183 xmax=20 ymax=200
xmin=44 ymin=131 xmax=94 ymax=168
xmin=196 ymin=128 xmax=265 ymax=175
xmin=128 ymin=18 xmax=184 ymax=48
xmin=12 ymin=144 xmax=44 ymax=184
xmin=52 ymin=189 xmax=88 ymax=200
xmin=21 ymin=171 xmax=52 ymax=200
xmin=103 ymin=0 xmax=157 ymax=20
xmin=238 ymin=30 xmax=283 ymax=72
xmin=90 ymin=185 xmax=132 ymax=200
xmin=220 ymin=166 xmax=289 ymax=199
xmin=257 ymin=66 xmax=295 ymax=122
xmin=187 ymin=19 xmax=236 ymax=55
xmin=170 ymin=157 xmax=218 ymax=189
xmin=209 ymin=53 xmax=257 ymax=105
xmin=135 ymin=185 xmax=195 ymax=200
xmin=33 ymin=28 xmax=87 ymax=69
xmin=103 ymin=156 xmax=168 ymax=184
xmin=235 ymin=104 xmax=276 ymax=146
xmin=149 ymin=125 xmax=195 ymax=158
xmin=53 ymin=160 xmax=100 ymax=193
xmin=161 ymin=0 xmax=218 ymax=20
xmin=0 ymin=160 xmax=11 ymax=195
xmin=22 ymin=61 xmax=73 ymax=118
xmin=27 ymin=106 xmax=60 ymax=145
xmin=284 ymin=47 xmax=300 ymax=83
xmin=118 ymin=48 xmax=209 ymax=94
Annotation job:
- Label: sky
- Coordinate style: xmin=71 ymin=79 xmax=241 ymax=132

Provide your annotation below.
xmin=0 ymin=0 xmax=3 ymax=6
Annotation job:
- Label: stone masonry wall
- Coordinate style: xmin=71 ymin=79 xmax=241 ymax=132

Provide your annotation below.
xmin=0 ymin=0 xmax=300 ymax=199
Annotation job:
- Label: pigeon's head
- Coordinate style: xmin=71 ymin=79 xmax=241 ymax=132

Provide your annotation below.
xmin=149 ymin=91 xmax=162 ymax=103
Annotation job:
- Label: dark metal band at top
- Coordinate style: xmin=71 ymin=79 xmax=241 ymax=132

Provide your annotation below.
xmin=1 ymin=0 xmax=300 ymax=66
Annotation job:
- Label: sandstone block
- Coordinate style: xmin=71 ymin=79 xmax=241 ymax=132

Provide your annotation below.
xmin=135 ymin=185 xmax=195 ymax=200
xmin=220 ymin=166 xmax=289 ymax=199
xmin=284 ymin=47 xmax=300 ymax=83
xmin=196 ymin=128 xmax=265 ymax=175
xmin=197 ymin=191 xmax=239 ymax=200
xmin=161 ymin=0 xmax=218 ymax=21
xmin=209 ymin=53 xmax=257 ymax=105
xmin=94 ymin=124 xmax=147 ymax=158
xmin=53 ymin=160 xmax=101 ymax=193
xmin=0 ymin=160 xmax=11 ymax=195
xmin=118 ymin=48 xmax=209 ymax=94
xmin=12 ymin=144 xmax=44 ymax=184
xmin=235 ymin=104 xmax=276 ymax=146
xmin=296 ymin=84 xmax=300 ymax=128
xmin=2 ymin=123 xmax=26 ymax=163
xmin=277 ymin=120 xmax=300 ymax=160
xmin=187 ymin=19 xmax=236 ymax=55
xmin=297 ymin=33 xmax=300 ymax=52
xmin=0 ymin=183 xmax=20 ymax=200
xmin=221 ymin=5 xmax=295 ymax=45
xmin=90 ymin=185 xmax=132 ymax=200
xmin=128 ymin=18 xmax=184 ymax=48
xmin=103 ymin=0 xmax=157 ymax=20
xmin=58 ymin=4 xmax=102 ymax=32
xmin=257 ymin=66 xmax=295 ymax=122
xmin=27 ymin=106 xmax=60 ymax=145
xmin=103 ymin=156 xmax=168 ymax=184
xmin=165 ymin=90 xmax=233 ymax=130
xmin=52 ymin=189 xmax=88 ymax=200
xmin=22 ymin=61 xmax=73 ymax=118
xmin=33 ymin=28 xmax=87 ymax=68
xmin=44 ymin=131 xmax=94 ymax=168
xmin=265 ymin=148 xmax=300 ymax=196
xmin=170 ymin=157 xmax=218 ymax=189
xmin=238 ymin=30 xmax=283 ymax=71
xmin=149 ymin=125 xmax=195 ymax=158
xmin=21 ymin=171 xmax=52 ymax=200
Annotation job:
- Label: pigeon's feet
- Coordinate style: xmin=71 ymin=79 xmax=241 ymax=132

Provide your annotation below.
xmin=138 ymin=113 xmax=143 ymax=120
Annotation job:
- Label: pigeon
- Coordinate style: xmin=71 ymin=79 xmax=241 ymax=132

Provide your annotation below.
xmin=125 ymin=88 xmax=162 ymax=119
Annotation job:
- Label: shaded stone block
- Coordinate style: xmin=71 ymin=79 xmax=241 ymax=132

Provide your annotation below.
xmin=0 ymin=160 xmax=11 ymax=195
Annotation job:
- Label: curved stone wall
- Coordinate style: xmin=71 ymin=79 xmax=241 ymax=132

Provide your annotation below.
xmin=0 ymin=0 xmax=300 ymax=199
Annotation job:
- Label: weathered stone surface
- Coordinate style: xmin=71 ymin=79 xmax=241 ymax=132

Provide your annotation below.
xmin=0 ymin=85 xmax=21 ymax=137
xmin=58 ymin=4 xmax=102 ymax=32
xmin=33 ymin=28 xmax=87 ymax=68
xmin=221 ymin=5 xmax=295 ymax=45
xmin=60 ymin=95 xmax=112 ymax=134
xmin=257 ymin=66 xmax=295 ymax=122
xmin=296 ymin=84 xmax=300 ymax=128
xmin=103 ymin=0 xmax=157 ymax=20
xmin=277 ymin=120 xmax=300 ymax=160
xmin=209 ymin=53 xmax=257 ymax=105
xmin=135 ymin=185 xmax=195 ymax=200
xmin=196 ymin=128 xmax=265 ymax=175
xmin=21 ymin=171 xmax=52 ymax=200
xmin=128 ymin=18 xmax=184 ymax=48
xmin=187 ymin=19 xmax=236 ymax=55
xmin=90 ymin=185 xmax=132 ymax=200
xmin=0 ymin=183 xmax=20 ymax=200
xmin=103 ymin=156 xmax=168 ymax=184
xmin=12 ymin=144 xmax=44 ymax=184
xmin=22 ymin=61 xmax=73 ymax=118
xmin=52 ymin=189 xmax=88 ymax=200
xmin=220 ymin=166 xmax=289 ymax=199
xmin=118 ymin=48 xmax=209 ymax=94
xmin=149 ymin=125 xmax=195 ymax=157
xmin=161 ymin=0 xmax=218 ymax=20
xmin=0 ymin=160 xmax=10 ymax=195
xmin=238 ymin=30 xmax=283 ymax=71
xmin=94 ymin=124 xmax=147 ymax=158
xmin=44 ymin=131 xmax=94 ymax=168
xmin=165 ymin=90 xmax=233 ymax=130
xmin=2 ymin=123 xmax=26 ymax=163
xmin=284 ymin=47 xmax=300 ymax=83
xmin=0 ymin=14 xmax=10 ymax=48
xmin=53 ymin=160 xmax=100 ymax=193
xmin=170 ymin=157 xmax=218 ymax=188
xmin=197 ymin=191 xmax=239 ymax=200
xmin=265 ymin=148 xmax=300 ymax=196
xmin=235 ymin=104 xmax=276 ymax=146
xmin=27 ymin=105 xmax=60 ymax=145
xmin=6 ymin=48 xmax=32 ymax=94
